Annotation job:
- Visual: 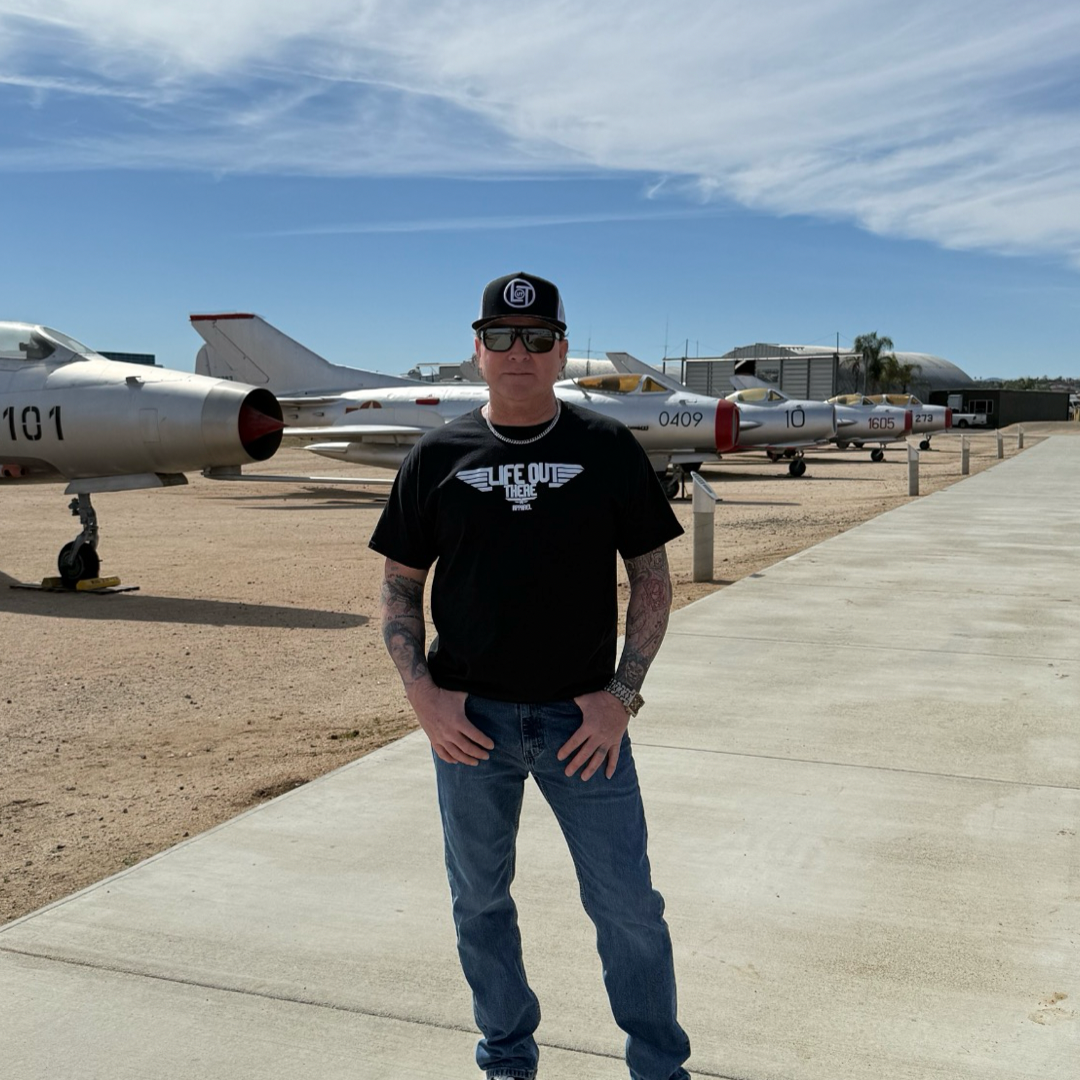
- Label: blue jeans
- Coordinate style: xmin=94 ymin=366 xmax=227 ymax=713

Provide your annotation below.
xmin=433 ymin=695 xmax=691 ymax=1080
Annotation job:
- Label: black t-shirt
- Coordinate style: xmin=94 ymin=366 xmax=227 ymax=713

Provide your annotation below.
xmin=369 ymin=401 xmax=684 ymax=702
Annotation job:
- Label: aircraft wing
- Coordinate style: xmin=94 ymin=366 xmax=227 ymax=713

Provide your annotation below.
xmin=277 ymin=395 xmax=347 ymax=408
xmin=285 ymin=423 xmax=427 ymax=440
xmin=204 ymin=466 xmax=392 ymax=487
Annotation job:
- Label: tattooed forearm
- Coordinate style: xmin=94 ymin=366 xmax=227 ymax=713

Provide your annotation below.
xmin=617 ymin=546 xmax=672 ymax=692
xmin=380 ymin=562 xmax=430 ymax=689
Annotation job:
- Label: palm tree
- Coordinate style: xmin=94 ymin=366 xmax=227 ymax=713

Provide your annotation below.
xmin=852 ymin=332 xmax=895 ymax=394
xmin=879 ymin=355 xmax=922 ymax=393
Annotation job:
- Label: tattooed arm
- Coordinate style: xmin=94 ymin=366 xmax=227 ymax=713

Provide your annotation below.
xmin=615 ymin=544 xmax=673 ymax=692
xmin=558 ymin=544 xmax=672 ymax=782
xmin=380 ymin=559 xmax=493 ymax=765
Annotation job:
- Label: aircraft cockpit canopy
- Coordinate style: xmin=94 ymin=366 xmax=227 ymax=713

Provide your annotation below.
xmin=0 ymin=323 xmax=100 ymax=363
xmin=875 ymin=393 xmax=924 ymax=406
xmin=573 ymin=374 xmax=668 ymax=394
xmin=726 ymin=387 xmax=786 ymax=404
xmin=830 ymin=394 xmax=875 ymax=406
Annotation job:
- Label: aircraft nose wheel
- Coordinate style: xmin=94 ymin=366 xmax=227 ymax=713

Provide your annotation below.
xmin=58 ymin=493 xmax=102 ymax=588
xmin=870 ymin=448 xmax=885 ymax=462
xmin=788 ymin=457 xmax=807 ymax=477
xmin=659 ymin=470 xmax=682 ymax=499
xmin=919 ymin=438 xmax=931 ymax=451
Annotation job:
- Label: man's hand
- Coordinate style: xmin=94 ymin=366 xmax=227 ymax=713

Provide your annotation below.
xmin=406 ymin=679 xmax=494 ymax=766
xmin=558 ymin=690 xmax=630 ymax=781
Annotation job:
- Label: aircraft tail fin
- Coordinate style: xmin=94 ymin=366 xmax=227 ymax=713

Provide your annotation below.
xmin=190 ymin=313 xmax=420 ymax=394
xmin=729 ymin=373 xmax=776 ymax=391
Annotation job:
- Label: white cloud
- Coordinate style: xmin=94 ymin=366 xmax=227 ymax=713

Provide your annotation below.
xmin=2 ymin=1 xmax=1080 ymax=262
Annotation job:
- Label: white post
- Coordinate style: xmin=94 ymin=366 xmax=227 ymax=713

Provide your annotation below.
xmin=1017 ymin=426 xmax=1025 ymax=449
xmin=996 ymin=430 xmax=1004 ymax=459
xmin=691 ymin=472 xmax=719 ymax=583
xmin=908 ymin=445 xmax=920 ymax=496
xmin=961 ymin=435 xmax=970 ymax=475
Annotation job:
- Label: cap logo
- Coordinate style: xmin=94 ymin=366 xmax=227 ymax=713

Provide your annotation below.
xmin=503 ymin=278 xmax=535 ymax=309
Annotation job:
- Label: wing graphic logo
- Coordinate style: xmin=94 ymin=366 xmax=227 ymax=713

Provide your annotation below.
xmin=548 ymin=464 xmax=584 ymax=487
xmin=456 ymin=467 xmax=494 ymax=493
xmin=456 ymin=462 xmax=584 ymax=510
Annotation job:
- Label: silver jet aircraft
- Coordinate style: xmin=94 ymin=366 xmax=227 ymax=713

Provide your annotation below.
xmin=866 ymin=393 xmax=952 ymax=449
xmin=191 ymin=312 xmax=620 ymax=401
xmin=1 ymin=322 xmax=283 ymax=586
xmin=191 ymin=316 xmax=739 ymax=498
xmin=609 ymin=359 xmax=838 ymax=478
xmin=723 ymin=385 xmax=837 ymax=476
xmin=827 ymin=394 xmax=913 ymax=460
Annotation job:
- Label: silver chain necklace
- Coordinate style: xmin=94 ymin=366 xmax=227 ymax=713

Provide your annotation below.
xmin=483 ymin=400 xmax=562 ymax=446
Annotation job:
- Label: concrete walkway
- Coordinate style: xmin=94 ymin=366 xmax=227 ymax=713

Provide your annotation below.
xmin=2 ymin=437 xmax=1077 ymax=1080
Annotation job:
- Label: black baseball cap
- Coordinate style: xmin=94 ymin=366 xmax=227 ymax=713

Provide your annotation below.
xmin=472 ymin=271 xmax=567 ymax=333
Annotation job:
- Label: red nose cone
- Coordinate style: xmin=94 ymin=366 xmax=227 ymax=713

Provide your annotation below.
xmin=904 ymin=410 xmax=913 ymax=433
xmin=945 ymin=407 xmax=953 ymax=429
xmin=714 ymin=399 xmax=739 ymax=453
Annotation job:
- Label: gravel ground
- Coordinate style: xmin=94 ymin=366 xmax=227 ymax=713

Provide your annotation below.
xmin=0 ymin=427 xmax=1058 ymax=924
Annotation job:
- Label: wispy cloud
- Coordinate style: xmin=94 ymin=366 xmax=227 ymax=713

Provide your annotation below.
xmin=257 ymin=207 xmax=725 ymax=236
xmin=2 ymin=1 xmax=1080 ymax=263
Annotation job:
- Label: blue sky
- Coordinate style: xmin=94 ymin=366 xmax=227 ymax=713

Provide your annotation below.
xmin=2 ymin=1 xmax=1079 ymax=381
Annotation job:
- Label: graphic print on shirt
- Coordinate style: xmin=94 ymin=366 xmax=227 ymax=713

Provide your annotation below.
xmin=456 ymin=462 xmax=584 ymax=511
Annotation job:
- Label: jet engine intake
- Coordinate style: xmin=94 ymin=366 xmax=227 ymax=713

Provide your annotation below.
xmin=202 ymin=385 xmax=284 ymax=464
xmin=714 ymin=399 xmax=740 ymax=454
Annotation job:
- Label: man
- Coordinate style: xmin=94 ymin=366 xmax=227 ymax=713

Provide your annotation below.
xmin=369 ymin=271 xmax=691 ymax=1080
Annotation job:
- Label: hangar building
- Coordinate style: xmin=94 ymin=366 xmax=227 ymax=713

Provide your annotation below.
xmin=668 ymin=344 xmax=976 ymax=401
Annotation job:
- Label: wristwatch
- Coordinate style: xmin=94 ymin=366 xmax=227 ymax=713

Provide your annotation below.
xmin=604 ymin=677 xmax=645 ymax=717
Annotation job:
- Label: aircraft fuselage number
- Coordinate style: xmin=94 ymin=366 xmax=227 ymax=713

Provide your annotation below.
xmin=2 ymin=405 xmax=64 ymax=442
xmin=659 ymin=410 xmax=704 ymax=428
xmin=785 ymin=407 xmax=806 ymax=428
xmin=914 ymin=413 xmax=934 ymax=425
xmin=867 ymin=416 xmax=895 ymax=430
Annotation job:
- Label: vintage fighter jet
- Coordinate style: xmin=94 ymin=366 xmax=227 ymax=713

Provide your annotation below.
xmin=866 ymin=393 xmax=952 ymax=449
xmin=1 ymin=322 xmax=283 ymax=586
xmin=827 ymin=394 xmax=913 ymax=460
xmin=191 ymin=317 xmax=739 ymax=498
xmin=721 ymin=385 xmax=837 ymax=476
xmin=606 ymin=357 xmax=838 ymax=478
xmin=191 ymin=312 xmax=619 ymax=403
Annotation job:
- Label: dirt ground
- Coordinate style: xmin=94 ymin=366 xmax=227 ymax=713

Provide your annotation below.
xmin=0 ymin=427 xmax=1059 ymax=924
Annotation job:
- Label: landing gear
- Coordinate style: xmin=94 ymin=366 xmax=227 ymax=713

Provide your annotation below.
xmin=787 ymin=456 xmax=807 ymax=478
xmin=657 ymin=463 xmax=702 ymax=500
xmin=58 ymin=493 xmax=101 ymax=588
xmin=658 ymin=470 xmax=681 ymax=499
xmin=919 ymin=438 xmax=932 ymax=451
xmin=870 ymin=448 xmax=885 ymax=462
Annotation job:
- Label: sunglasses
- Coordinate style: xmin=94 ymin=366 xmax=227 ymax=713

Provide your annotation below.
xmin=478 ymin=326 xmax=564 ymax=353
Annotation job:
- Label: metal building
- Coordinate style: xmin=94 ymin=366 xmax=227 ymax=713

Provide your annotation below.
xmin=668 ymin=343 xmax=976 ymax=401
xmin=927 ymin=388 xmax=1071 ymax=427
xmin=672 ymin=345 xmax=840 ymax=399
